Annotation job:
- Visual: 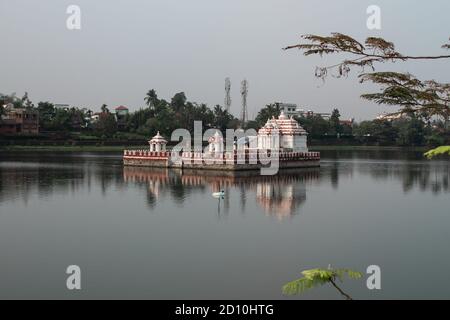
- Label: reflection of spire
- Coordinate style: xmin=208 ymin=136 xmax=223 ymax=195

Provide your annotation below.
xmin=239 ymin=184 xmax=246 ymax=214
xmin=224 ymin=185 xmax=230 ymax=213
xmin=147 ymin=180 xmax=160 ymax=199
xmin=146 ymin=190 xmax=157 ymax=209
xmin=331 ymin=162 xmax=339 ymax=189
xmin=256 ymin=182 xmax=306 ymax=220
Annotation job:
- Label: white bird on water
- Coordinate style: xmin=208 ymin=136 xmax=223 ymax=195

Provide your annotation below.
xmin=212 ymin=190 xmax=225 ymax=198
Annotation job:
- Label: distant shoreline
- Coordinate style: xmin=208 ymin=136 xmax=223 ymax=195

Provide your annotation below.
xmin=309 ymin=145 xmax=429 ymax=152
xmin=0 ymin=145 xmax=430 ymax=153
xmin=0 ymin=145 xmax=143 ymax=152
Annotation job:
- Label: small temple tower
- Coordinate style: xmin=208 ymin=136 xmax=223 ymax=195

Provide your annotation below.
xmin=149 ymin=131 xmax=167 ymax=152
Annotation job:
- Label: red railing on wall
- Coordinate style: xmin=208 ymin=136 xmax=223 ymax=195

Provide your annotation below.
xmin=123 ymin=150 xmax=320 ymax=161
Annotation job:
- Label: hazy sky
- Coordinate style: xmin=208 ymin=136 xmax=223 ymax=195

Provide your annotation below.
xmin=1 ymin=0 xmax=449 ymax=120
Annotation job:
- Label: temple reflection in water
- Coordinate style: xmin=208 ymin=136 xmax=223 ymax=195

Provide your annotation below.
xmin=1 ymin=152 xmax=449 ymax=219
xmin=123 ymin=167 xmax=320 ymax=220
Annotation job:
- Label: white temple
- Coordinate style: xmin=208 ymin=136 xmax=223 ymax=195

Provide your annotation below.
xmin=257 ymin=111 xmax=308 ymax=152
xmin=207 ymin=111 xmax=308 ymax=153
xmin=148 ymin=131 xmax=167 ymax=152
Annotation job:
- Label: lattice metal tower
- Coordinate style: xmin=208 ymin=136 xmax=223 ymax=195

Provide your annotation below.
xmin=240 ymin=79 xmax=248 ymax=124
xmin=224 ymin=77 xmax=231 ymax=112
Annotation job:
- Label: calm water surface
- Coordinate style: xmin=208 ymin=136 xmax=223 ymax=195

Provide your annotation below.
xmin=0 ymin=150 xmax=449 ymax=299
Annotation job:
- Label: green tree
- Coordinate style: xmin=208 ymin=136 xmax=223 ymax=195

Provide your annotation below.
xmin=93 ymin=113 xmax=117 ymax=137
xmin=100 ymin=104 xmax=109 ymax=113
xmin=212 ymin=105 xmax=236 ymax=133
xmin=21 ymin=92 xmax=34 ymax=108
xmin=254 ymin=103 xmax=281 ymax=127
xmin=426 ymin=130 xmax=446 ymax=147
xmin=127 ymin=107 xmax=154 ymax=132
xmin=354 ymin=119 xmax=398 ymax=145
xmin=171 ymin=92 xmax=187 ymax=113
xmin=297 ymin=114 xmax=329 ymax=138
xmin=144 ymin=89 xmax=159 ymax=109
xmin=329 ymin=108 xmax=342 ymax=135
xmin=37 ymin=102 xmax=55 ymax=130
xmin=1 ymin=92 xmax=22 ymax=108
xmin=394 ymin=116 xmax=425 ymax=146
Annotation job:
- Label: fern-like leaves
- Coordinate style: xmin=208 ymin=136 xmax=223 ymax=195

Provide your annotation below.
xmin=424 ymin=146 xmax=450 ymax=159
xmin=282 ymin=268 xmax=362 ymax=296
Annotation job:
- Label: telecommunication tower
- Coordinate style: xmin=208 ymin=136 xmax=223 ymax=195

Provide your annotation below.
xmin=240 ymin=79 xmax=248 ymax=124
xmin=224 ymin=77 xmax=231 ymax=112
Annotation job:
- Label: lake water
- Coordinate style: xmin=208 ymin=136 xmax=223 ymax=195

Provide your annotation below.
xmin=0 ymin=150 xmax=449 ymax=299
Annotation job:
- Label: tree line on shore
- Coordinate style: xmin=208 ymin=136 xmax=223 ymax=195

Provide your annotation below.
xmin=1 ymin=90 xmax=449 ymax=147
xmin=251 ymin=105 xmax=449 ymax=147
xmin=0 ymin=90 xmax=238 ymax=140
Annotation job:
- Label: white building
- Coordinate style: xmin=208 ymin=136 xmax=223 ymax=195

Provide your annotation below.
xmin=275 ymin=102 xmax=331 ymax=120
xmin=148 ymin=131 xmax=168 ymax=152
xmin=257 ymin=111 xmax=308 ymax=152
xmin=278 ymin=103 xmax=298 ymax=116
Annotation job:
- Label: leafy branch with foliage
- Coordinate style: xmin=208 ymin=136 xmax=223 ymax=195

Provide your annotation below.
xmin=284 ymin=33 xmax=450 ymax=157
xmin=282 ymin=266 xmax=362 ymax=300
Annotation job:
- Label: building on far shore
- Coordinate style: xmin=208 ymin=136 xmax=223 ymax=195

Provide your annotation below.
xmin=0 ymin=104 xmax=39 ymax=135
xmin=339 ymin=118 xmax=355 ymax=127
xmin=54 ymin=104 xmax=70 ymax=110
xmin=115 ymin=105 xmax=129 ymax=130
xmin=274 ymin=102 xmax=331 ymax=119
xmin=376 ymin=112 xmax=408 ymax=121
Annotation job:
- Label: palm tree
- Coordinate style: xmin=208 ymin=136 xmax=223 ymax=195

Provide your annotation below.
xmin=282 ymin=266 xmax=362 ymax=300
xmin=100 ymin=104 xmax=109 ymax=113
xmin=255 ymin=103 xmax=281 ymax=127
xmin=144 ymin=89 xmax=158 ymax=109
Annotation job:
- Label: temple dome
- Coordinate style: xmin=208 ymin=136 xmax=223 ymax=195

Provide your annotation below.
xmin=149 ymin=131 xmax=167 ymax=144
xmin=278 ymin=111 xmax=288 ymax=120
